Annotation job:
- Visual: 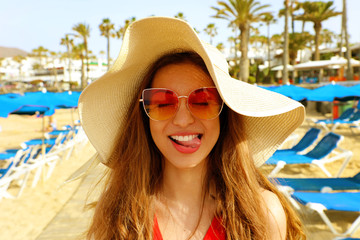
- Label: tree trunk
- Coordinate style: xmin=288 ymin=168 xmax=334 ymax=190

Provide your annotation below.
xmin=339 ymin=25 xmax=344 ymax=57
xmin=81 ymin=56 xmax=86 ymax=90
xmin=266 ymin=23 xmax=271 ymax=81
xmin=239 ymin=24 xmax=249 ymax=82
xmin=107 ymin=35 xmax=111 ymax=71
xmin=314 ymin=22 xmax=321 ymax=60
xmin=282 ymin=0 xmax=289 ymax=84
xmin=52 ymin=63 xmax=60 ymax=92
xmin=300 ymin=20 xmax=306 ymax=63
xmin=343 ymin=0 xmax=354 ymax=80
xmin=290 ymin=0 xmax=295 ymax=34
xmin=67 ymin=42 xmax=72 ymax=83
xmin=85 ymin=39 xmax=89 ymax=87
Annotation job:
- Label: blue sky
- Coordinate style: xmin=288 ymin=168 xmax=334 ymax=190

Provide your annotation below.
xmin=1 ymin=0 xmax=359 ymax=58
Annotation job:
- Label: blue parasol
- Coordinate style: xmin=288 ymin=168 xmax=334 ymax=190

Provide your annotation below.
xmin=271 ymin=84 xmax=312 ymax=101
xmin=0 ymin=95 xmax=24 ymax=118
xmin=305 ymin=83 xmax=360 ymax=102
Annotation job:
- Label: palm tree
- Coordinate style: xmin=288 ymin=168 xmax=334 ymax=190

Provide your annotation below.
xmin=282 ymin=0 xmax=290 ymax=84
xmin=261 ymin=12 xmax=276 ymax=81
xmin=99 ymin=18 xmax=116 ymax=70
xmin=342 ymin=0 xmax=353 ymax=80
xmin=203 ymin=23 xmax=218 ymax=44
xmin=31 ymin=46 xmax=49 ymax=68
xmin=72 ymin=43 xmax=86 ymax=89
xmin=60 ymin=34 xmax=74 ymax=82
xmin=271 ymin=34 xmax=283 ymax=49
xmin=289 ymin=32 xmax=312 ymax=65
xmin=320 ymin=29 xmax=336 ymax=48
xmin=295 ymin=1 xmax=341 ymax=60
xmin=49 ymin=51 xmax=61 ymax=91
xmin=228 ymin=22 xmax=240 ymax=78
xmin=212 ymin=0 xmax=270 ymax=82
xmin=117 ymin=17 xmax=136 ymax=40
xmin=216 ymin=43 xmax=225 ymax=52
xmin=278 ymin=0 xmax=301 ymax=34
xmin=72 ymin=23 xmax=90 ymax=85
xmin=174 ymin=12 xmax=186 ymax=20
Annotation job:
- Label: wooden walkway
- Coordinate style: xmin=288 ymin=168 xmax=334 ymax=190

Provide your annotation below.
xmin=35 ymin=164 xmax=105 ymax=240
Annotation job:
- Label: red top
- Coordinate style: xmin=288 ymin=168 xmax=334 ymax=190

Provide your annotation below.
xmin=153 ymin=216 xmax=226 ymax=240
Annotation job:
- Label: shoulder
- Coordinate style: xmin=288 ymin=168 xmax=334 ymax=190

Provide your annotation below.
xmin=261 ymin=189 xmax=287 ymax=240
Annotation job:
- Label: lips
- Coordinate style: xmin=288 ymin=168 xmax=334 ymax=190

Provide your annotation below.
xmin=169 ymin=134 xmax=202 ymax=153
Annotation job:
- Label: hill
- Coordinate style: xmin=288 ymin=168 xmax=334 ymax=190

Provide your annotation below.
xmin=0 ymin=46 xmax=28 ymax=58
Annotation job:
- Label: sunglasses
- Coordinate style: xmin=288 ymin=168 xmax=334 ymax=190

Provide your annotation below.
xmin=140 ymin=87 xmax=224 ymax=121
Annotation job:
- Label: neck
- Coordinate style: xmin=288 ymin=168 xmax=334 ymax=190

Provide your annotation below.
xmin=155 ymin=158 xmax=216 ymax=239
xmin=161 ymin=159 xmax=208 ymax=208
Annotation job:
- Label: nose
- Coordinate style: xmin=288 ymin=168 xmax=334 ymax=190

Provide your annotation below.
xmin=172 ymin=98 xmax=195 ymax=127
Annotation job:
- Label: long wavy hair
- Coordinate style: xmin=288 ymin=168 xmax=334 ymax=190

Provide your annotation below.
xmin=86 ymin=52 xmax=305 ymax=240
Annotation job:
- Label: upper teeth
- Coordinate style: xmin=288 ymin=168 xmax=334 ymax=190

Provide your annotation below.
xmin=171 ymin=135 xmax=198 ymax=142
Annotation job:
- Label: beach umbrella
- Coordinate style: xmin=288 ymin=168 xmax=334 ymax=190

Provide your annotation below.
xmin=0 ymin=92 xmax=52 ymax=118
xmin=0 ymin=95 xmax=24 ymax=118
xmin=1 ymin=90 xmax=79 ymax=120
xmin=271 ymin=84 xmax=311 ymax=101
xmin=348 ymin=84 xmax=360 ymax=108
xmin=57 ymin=91 xmax=80 ymax=108
xmin=349 ymin=84 xmax=360 ymax=92
xmin=305 ymin=83 xmax=360 ymax=102
xmin=257 ymin=85 xmax=279 ymax=91
xmin=305 ymin=83 xmax=360 ymax=122
xmin=2 ymin=93 xmax=22 ymax=99
xmin=19 ymin=91 xmax=78 ymax=116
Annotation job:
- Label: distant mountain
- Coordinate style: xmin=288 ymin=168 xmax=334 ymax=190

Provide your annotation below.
xmin=0 ymin=46 xmax=28 ymax=58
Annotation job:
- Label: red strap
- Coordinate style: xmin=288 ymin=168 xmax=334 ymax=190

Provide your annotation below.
xmin=203 ymin=217 xmax=226 ymax=240
xmin=153 ymin=216 xmax=163 ymax=240
xmin=153 ymin=216 xmax=226 ymax=240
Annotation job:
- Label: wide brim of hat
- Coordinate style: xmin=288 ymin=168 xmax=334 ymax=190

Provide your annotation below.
xmin=78 ymin=16 xmax=305 ymax=167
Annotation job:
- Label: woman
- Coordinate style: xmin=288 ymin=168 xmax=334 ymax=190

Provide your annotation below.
xmin=79 ymin=17 xmax=306 ymax=239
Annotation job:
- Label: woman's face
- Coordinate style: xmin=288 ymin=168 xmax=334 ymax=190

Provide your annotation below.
xmin=149 ymin=62 xmax=220 ymax=170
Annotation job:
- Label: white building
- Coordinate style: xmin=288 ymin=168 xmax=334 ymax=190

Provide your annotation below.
xmin=0 ymin=56 xmax=108 ymax=86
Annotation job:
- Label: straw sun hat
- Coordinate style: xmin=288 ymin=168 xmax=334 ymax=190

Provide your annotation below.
xmin=78 ymin=16 xmax=305 ymax=167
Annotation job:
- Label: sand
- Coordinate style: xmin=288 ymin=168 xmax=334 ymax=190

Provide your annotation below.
xmin=0 ymin=105 xmax=359 ymax=240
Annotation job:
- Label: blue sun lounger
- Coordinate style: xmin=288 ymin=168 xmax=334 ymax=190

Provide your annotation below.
xmin=266 ymin=132 xmax=353 ymax=177
xmin=318 ymin=108 xmax=356 ymax=124
xmin=0 ymin=149 xmax=32 ymax=200
xmin=331 ymin=111 xmax=360 ymax=132
xmin=273 ymin=127 xmax=321 ymax=156
xmin=0 ymin=152 xmax=17 ymax=160
xmin=308 ymin=108 xmax=357 ymax=131
xmin=292 ymin=191 xmax=360 ymax=237
xmin=272 ymin=172 xmax=360 ymax=192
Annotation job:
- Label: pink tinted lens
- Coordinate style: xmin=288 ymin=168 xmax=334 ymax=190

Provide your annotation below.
xmin=142 ymin=89 xmax=178 ymax=120
xmin=188 ymin=88 xmax=223 ymax=119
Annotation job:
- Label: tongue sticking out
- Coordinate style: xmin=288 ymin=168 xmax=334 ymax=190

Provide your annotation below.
xmin=176 ymin=137 xmax=201 ymax=148
xmin=170 ymin=135 xmax=202 ymax=152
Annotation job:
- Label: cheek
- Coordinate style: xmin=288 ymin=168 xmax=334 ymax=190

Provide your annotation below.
xmin=149 ymin=120 xmax=164 ymax=146
xmin=203 ymin=118 xmax=221 ymax=146
xmin=210 ymin=119 xmax=221 ymax=142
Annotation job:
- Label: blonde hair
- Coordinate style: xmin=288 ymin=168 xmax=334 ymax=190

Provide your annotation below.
xmin=86 ymin=52 xmax=305 ymax=240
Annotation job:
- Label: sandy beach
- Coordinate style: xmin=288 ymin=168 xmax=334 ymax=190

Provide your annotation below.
xmin=0 ymin=105 xmax=359 ymax=240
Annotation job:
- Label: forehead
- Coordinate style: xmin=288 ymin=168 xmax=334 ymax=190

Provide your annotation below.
xmin=151 ymin=62 xmax=215 ymax=95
